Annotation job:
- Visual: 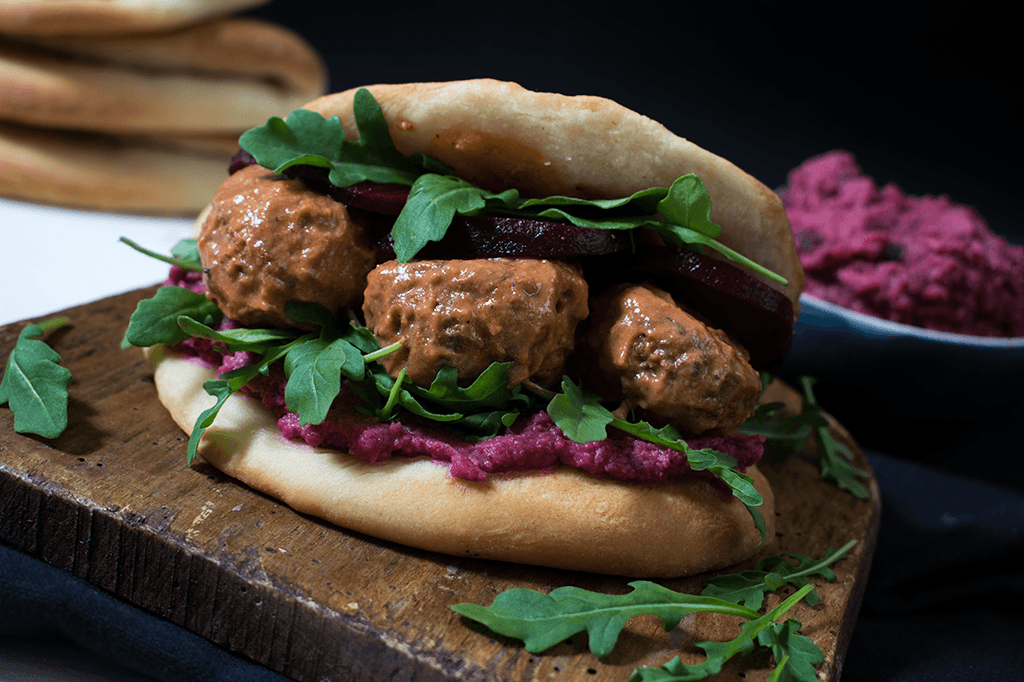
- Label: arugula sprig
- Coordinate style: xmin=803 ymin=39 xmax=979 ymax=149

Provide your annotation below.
xmin=453 ymin=542 xmax=855 ymax=681
xmin=1 ymin=317 xmax=73 ymax=438
xmin=630 ymin=586 xmax=823 ymax=682
xmin=546 ymin=377 xmax=766 ymax=542
xmin=120 ymin=236 xmax=202 ymax=272
xmin=451 ymin=581 xmax=822 ymax=682
xmin=126 ymin=297 xmax=398 ymax=463
xmin=452 ymin=581 xmax=763 ymax=658
xmin=353 ymin=361 xmax=544 ymax=438
xmin=739 ymin=377 xmax=871 ymax=499
xmin=238 ymin=89 xmax=787 ymax=285
xmin=700 ymin=539 xmax=857 ymax=609
xmin=237 ymin=89 xmax=447 ymax=188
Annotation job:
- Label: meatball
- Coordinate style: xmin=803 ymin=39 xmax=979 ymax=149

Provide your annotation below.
xmin=363 ymin=258 xmax=588 ymax=388
xmin=579 ymin=283 xmax=761 ymax=434
xmin=198 ymin=165 xmax=378 ymax=328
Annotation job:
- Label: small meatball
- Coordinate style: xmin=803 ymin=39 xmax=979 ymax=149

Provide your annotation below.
xmin=363 ymin=258 xmax=588 ymax=387
xmin=198 ymin=165 xmax=378 ymax=328
xmin=580 ymin=283 xmax=761 ymax=434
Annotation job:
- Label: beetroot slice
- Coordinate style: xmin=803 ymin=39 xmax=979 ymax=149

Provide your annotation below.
xmin=418 ymin=215 xmax=631 ymax=259
xmin=228 ymin=149 xmax=256 ymax=174
xmin=608 ymin=247 xmax=794 ymax=369
xmin=331 ymin=182 xmax=410 ymax=215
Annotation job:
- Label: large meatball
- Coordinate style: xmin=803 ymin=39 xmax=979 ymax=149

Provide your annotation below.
xmin=198 ymin=165 xmax=378 ymax=328
xmin=363 ymin=258 xmax=588 ymax=388
xmin=580 ymin=283 xmax=761 ymax=434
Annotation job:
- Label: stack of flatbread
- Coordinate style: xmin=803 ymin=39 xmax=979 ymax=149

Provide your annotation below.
xmin=0 ymin=1 xmax=327 ymax=214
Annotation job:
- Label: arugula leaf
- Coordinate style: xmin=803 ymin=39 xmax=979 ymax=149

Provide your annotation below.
xmin=799 ymin=378 xmax=871 ymax=499
xmin=517 ymin=186 xmax=667 ymax=215
xmin=410 ymin=363 xmax=519 ymax=412
xmin=547 ymin=377 xmax=766 ymax=541
xmin=0 ymin=317 xmax=73 ymax=439
xmin=284 ymin=336 xmax=364 ymax=426
xmin=629 ymin=584 xmax=817 ymax=682
xmin=546 ymin=377 xmax=613 ymax=442
xmin=358 ymin=362 xmax=540 ymax=438
xmin=170 ymin=238 xmax=201 ymax=265
xmin=738 ymin=400 xmax=819 ymax=459
xmin=451 ymin=581 xmax=761 ymax=658
xmin=239 ymin=90 xmax=426 ymax=188
xmin=700 ymin=540 xmax=857 ymax=609
xmin=655 ymin=174 xmax=723 ymax=239
xmin=122 ymin=286 xmax=222 ymax=349
xmin=739 ymin=377 xmax=871 ymax=500
xmin=803 ymin=376 xmax=871 ymax=499
xmin=391 ymin=175 xmax=494 ymax=261
xmin=757 ymin=618 xmax=826 ymax=682
xmin=186 ymin=340 xmax=297 ymax=464
xmin=176 ymin=316 xmax=299 ymax=351
xmin=120 ymin=236 xmax=203 ymax=272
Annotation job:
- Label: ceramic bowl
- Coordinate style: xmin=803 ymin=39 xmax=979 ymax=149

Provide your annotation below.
xmin=778 ymin=294 xmax=1024 ymax=460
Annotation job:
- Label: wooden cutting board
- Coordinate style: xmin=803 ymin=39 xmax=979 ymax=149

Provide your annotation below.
xmin=1 ymin=287 xmax=881 ymax=682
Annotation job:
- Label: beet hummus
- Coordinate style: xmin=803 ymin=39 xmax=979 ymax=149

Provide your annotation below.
xmin=780 ymin=151 xmax=1024 ymax=337
xmin=164 ymin=266 xmax=765 ymax=486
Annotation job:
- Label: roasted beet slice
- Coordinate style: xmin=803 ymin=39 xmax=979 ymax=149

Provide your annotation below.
xmin=603 ymin=246 xmax=794 ymax=369
xmin=278 ymin=165 xmax=409 ymax=214
xmin=228 ymin=149 xmax=256 ymax=174
xmin=329 ymin=182 xmax=409 ymax=215
xmin=414 ymin=215 xmax=631 ymax=260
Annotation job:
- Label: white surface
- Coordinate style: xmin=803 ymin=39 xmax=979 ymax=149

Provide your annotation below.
xmin=0 ymin=198 xmax=196 ymax=328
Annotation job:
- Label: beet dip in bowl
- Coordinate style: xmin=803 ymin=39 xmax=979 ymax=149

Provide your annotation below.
xmin=776 ymin=151 xmax=1024 ymax=468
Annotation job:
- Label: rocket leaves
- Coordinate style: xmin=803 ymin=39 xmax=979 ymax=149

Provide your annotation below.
xmin=0 ymin=317 xmax=73 ymax=438
xmin=739 ymin=377 xmax=871 ymax=500
xmin=699 ymin=540 xmax=857 ymax=609
xmin=238 ymin=89 xmax=787 ymax=285
xmin=452 ymin=581 xmax=763 ymax=657
xmin=630 ymin=588 xmax=823 ymax=682
xmin=547 ymin=377 xmax=766 ymax=542
xmin=120 ymin=285 xmax=222 ymax=349
xmin=119 ymin=261 xmax=545 ymax=457
xmin=390 ymin=174 xmax=519 ymax=262
xmin=237 ymin=90 xmax=430 ymax=188
xmin=452 ymin=541 xmax=856 ymax=681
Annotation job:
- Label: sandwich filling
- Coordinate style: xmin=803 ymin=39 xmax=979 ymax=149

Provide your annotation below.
xmin=165 ymin=263 xmax=766 ymax=487
xmin=123 ymin=85 xmax=803 ymax=540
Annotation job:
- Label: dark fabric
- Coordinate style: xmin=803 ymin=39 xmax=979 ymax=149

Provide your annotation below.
xmin=0 ymin=544 xmax=290 ymax=682
xmin=842 ymin=450 xmax=1024 ymax=682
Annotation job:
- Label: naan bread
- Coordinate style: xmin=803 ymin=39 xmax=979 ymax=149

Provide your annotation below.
xmin=0 ymin=122 xmax=229 ymax=214
xmin=149 ymin=345 xmax=775 ymax=578
xmin=0 ymin=0 xmax=269 ymax=36
xmin=0 ymin=18 xmax=326 ymax=135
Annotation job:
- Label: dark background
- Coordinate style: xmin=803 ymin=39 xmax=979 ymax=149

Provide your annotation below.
xmin=248 ymin=0 xmax=1020 ymax=245
xmin=4 ymin=2 xmax=1022 ymax=681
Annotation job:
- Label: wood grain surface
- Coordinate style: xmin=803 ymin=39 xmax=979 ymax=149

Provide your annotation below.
xmin=1 ymin=287 xmax=881 ymax=682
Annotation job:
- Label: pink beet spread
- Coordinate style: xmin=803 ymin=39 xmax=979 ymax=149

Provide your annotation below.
xmin=780 ymin=151 xmax=1024 ymax=337
xmin=164 ymin=267 xmax=765 ymax=484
